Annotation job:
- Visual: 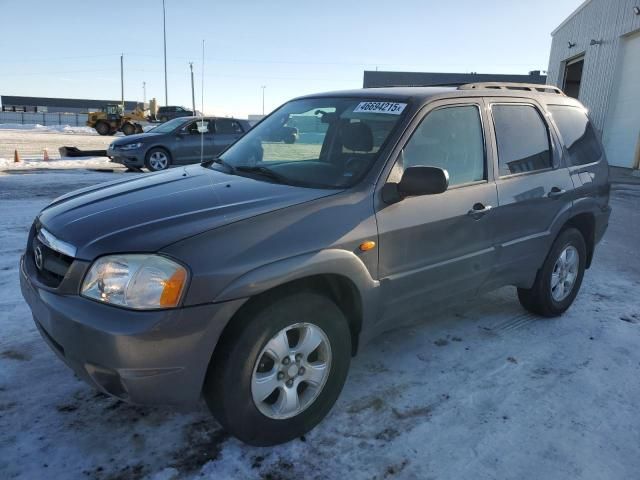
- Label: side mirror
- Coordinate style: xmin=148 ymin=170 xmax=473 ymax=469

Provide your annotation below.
xmin=382 ymin=166 xmax=449 ymax=204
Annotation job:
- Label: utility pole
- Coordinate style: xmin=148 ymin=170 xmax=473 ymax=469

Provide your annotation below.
xmin=189 ymin=62 xmax=196 ymax=115
xmin=162 ymin=0 xmax=168 ymax=105
xmin=120 ymin=54 xmax=124 ymax=110
xmin=142 ymin=81 xmax=147 ymax=105
xmin=261 ymin=85 xmax=266 ymax=116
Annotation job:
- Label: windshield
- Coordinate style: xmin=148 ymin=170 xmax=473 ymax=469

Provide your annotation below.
xmin=147 ymin=117 xmax=189 ymax=133
xmin=216 ymin=97 xmax=407 ymax=188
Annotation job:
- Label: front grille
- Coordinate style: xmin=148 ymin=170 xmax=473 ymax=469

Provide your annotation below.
xmin=30 ymin=225 xmax=74 ymax=288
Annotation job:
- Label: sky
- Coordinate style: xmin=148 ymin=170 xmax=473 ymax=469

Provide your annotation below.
xmin=0 ymin=0 xmax=582 ymax=118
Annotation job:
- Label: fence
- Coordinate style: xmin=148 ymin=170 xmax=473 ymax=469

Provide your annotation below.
xmin=0 ymin=111 xmax=88 ymax=127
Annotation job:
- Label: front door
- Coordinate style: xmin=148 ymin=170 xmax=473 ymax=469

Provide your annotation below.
xmin=376 ymin=100 xmax=498 ymax=325
xmin=173 ymin=119 xmax=214 ymax=163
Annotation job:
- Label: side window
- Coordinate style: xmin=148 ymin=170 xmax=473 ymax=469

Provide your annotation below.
xmin=400 ymin=105 xmax=485 ymax=186
xmin=216 ymin=119 xmax=243 ymax=134
xmin=491 ymin=104 xmax=552 ymax=176
xmin=185 ymin=120 xmax=208 ymax=134
xmin=548 ymin=105 xmax=602 ymax=165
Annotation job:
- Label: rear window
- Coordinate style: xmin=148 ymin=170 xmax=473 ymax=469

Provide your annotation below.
xmin=492 ymin=104 xmax=552 ymax=176
xmin=548 ymin=105 xmax=602 ymax=166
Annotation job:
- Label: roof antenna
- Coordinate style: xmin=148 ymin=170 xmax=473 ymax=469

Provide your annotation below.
xmin=200 ymin=39 xmax=206 ymax=163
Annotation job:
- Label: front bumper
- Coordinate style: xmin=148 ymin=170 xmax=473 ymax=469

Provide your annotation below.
xmin=107 ymin=147 xmax=146 ymax=168
xmin=20 ymin=254 xmax=245 ymax=406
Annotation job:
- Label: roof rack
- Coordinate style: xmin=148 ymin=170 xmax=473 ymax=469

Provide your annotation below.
xmin=458 ymin=82 xmax=565 ymax=95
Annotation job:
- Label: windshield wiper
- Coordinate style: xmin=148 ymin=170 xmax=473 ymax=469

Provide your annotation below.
xmin=235 ymin=165 xmax=288 ymax=184
xmin=203 ymin=157 xmax=236 ymax=174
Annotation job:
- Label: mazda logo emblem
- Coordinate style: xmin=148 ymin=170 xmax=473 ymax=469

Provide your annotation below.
xmin=34 ymin=246 xmax=44 ymax=270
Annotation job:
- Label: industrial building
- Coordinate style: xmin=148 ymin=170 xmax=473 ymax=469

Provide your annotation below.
xmin=363 ymin=70 xmax=546 ymax=88
xmin=0 ymin=95 xmax=144 ymax=113
xmin=547 ymin=0 xmax=640 ymax=169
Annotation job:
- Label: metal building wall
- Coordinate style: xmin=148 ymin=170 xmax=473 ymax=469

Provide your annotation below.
xmin=547 ymin=0 xmax=640 ymax=129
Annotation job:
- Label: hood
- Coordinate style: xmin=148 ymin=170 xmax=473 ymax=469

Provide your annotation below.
xmin=38 ymin=165 xmax=338 ymax=260
xmin=111 ymin=132 xmax=161 ymax=144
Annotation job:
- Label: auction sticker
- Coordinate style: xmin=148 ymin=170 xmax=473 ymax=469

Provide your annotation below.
xmin=354 ymin=101 xmax=407 ymax=115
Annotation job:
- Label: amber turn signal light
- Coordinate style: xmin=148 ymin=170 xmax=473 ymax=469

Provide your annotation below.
xmin=359 ymin=241 xmax=376 ymax=252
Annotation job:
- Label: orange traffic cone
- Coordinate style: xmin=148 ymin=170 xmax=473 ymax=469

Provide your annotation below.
xmin=14 ymin=149 xmax=20 ymax=163
xmin=43 ymin=149 xmax=50 ymax=161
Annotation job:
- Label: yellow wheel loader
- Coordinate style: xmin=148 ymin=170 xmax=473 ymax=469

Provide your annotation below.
xmin=87 ymin=104 xmax=148 ymax=136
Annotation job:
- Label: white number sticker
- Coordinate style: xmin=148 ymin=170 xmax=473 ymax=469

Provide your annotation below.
xmin=354 ymin=101 xmax=407 ymax=115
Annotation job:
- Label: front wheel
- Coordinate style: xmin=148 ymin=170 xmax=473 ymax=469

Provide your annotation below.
xmin=95 ymin=121 xmax=111 ymax=136
xmin=204 ymin=292 xmax=352 ymax=446
xmin=144 ymin=148 xmax=171 ymax=171
xmin=518 ymin=227 xmax=586 ymax=317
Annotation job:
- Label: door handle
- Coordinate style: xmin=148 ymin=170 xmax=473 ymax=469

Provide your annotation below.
xmin=547 ymin=187 xmax=566 ymax=199
xmin=467 ymin=203 xmax=492 ymax=219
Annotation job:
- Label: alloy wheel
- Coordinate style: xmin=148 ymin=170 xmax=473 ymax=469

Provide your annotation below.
xmin=551 ymin=245 xmax=579 ymax=301
xmin=251 ymin=323 xmax=332 ymax=420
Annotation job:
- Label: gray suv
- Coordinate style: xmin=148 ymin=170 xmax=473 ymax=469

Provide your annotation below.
xmin=107 ymin=116 xmax=250 ymax=171
xmin=20 ymin=83 xmax=610 ymax=446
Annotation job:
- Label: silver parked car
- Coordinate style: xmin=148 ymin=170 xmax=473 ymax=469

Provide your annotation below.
xmin=21 ymin=83 xmax=610 ymax=445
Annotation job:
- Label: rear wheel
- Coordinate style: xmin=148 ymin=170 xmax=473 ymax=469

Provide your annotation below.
xmin=121 ymin=122 xmax=136 ymax=136
xmin=160 ymin=116 xmax=168 ymax=123
xmin=95 ymin=121 xmax=111 ymax=136
xmin=517 ymin=227 xmax=586 ymax=317
xmin=144 ymin=148 xmax=171 ymax=171
xmin=134 ymin=123 xmax=143 ymax=134
xmin=204 ymin=292 xmax=352 ymax=446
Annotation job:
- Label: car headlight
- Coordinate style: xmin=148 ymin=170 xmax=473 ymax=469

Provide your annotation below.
xmin=119 ymin=142 xmax=143 ymax=151
xmin=81 ymin=254 xmax=188 ymax=309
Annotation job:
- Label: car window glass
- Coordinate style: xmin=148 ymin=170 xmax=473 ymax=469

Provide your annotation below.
xmin=185 ymin=120 xmax=208 ymax=134
xmin=399 ymin=105 xmax=485 ymax=186
xmin=492 ymin=104 xmax=552 ymax=176
xmin=548 ymin=105 xmax=602 ymax=166
xmin=216 ymin=119 xmax=244 ymax=134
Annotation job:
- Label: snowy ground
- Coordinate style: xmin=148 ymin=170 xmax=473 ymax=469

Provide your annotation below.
xmin=0 ymin=124 xmax=153 ymax=162
xmin=0 ymin=168 xmax=639 ymax=480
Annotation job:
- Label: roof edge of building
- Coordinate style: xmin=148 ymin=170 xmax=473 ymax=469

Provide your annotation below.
xmin=551 ymin=0 xmax=593 ymax=36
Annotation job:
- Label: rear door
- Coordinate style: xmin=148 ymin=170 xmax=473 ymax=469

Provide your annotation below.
xmin=485 ymin=98 xmax=574 ymax=289
xmin=213 ymin=119 xmax=245 ymax=154
xmin=375 ymin=99 xmax=499 ymax=324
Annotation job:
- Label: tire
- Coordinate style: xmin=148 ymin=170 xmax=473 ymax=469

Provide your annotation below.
xmin=134 ymin=123 xmax=143 ymax=134
xmin=284 ymin=133 xmax=297 ymax=144
xmin=204 ymin=291 xmax=352 ymax=446
xmin=144 ymin=147 xmax=171 ymax=171
xmin=121 ymin=122 xmax=136 ymax=136
xmin=517 ymin=227 xmax=586 ymax=317
xmin=95 ymin=121 xmax=111 ymax=136
xmin=160 ymin=116 xmax=168 ymax=123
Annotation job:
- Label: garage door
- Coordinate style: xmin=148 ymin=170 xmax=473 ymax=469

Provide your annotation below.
xmin=603 ymin=31 xmax=640 ymax=168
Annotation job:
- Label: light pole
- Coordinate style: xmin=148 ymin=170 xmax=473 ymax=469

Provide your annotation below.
xmin=261 ymin=85 xmax=266 ymax=116
xmin=142 ymin=81 xmax=146 ymax=105
xmin=189 ymin=62 xmax=196 ymax=115
xmin=120 ymin=54 xmax=124 ymax=110
xmin=162 ymin=0 xmax=168 ymax=106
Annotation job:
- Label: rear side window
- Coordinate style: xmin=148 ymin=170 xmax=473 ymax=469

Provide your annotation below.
xmin=216 ymin=119 xmax=244 ymax=134
xmin=401 ymin=105 xmax=485 ymax=186
xmin=548 ymin=105 xmax=602 ymax=165
xmin=492 ymin=104 xmax=552 ymax=176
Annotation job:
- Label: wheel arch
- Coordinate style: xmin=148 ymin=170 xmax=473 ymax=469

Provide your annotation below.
xmin=212 ymin=250 xmax=380 ymax=357
xmin=562 ymin=212 xmax=595 ymax=268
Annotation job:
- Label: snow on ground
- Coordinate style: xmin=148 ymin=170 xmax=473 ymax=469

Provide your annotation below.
xmin=0 ymin=124 xmax=155 ymax=162
xmin=0 ymin=156 xmax=120 ymax=171
xmin=0 ymin=123 xmax=99 ymax=135
xmin=0 ymin=170 xmax=639 ymax=480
